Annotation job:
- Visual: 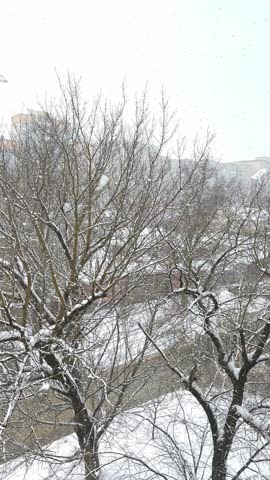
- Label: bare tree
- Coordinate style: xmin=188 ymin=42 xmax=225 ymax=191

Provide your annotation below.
xmin=139 ymin=174 xmax=270 ymax=479
xmin=0 ymin=80 xmax=209 ymax=479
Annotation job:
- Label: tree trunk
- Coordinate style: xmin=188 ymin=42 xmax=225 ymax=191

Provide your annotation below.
xmin=83 ymin=441 xmax=100 ymax=480
xmin=211 ymin=377 xmax=246 ymax=479
xmin=74 ymin=404 xmax=100 ymax=480
xmin=212 ymin=446 xmax=227 ymax=480
xmin=43 ymin=351 xmax=101 ymax=479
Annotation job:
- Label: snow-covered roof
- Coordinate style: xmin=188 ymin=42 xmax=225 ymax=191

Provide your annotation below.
xmin=251 ymin=168 xmax=267 ymax=180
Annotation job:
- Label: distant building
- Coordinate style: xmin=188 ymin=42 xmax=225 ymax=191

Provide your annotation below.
xmin=219 ymin=156 xmax=270 ymax=181
xmin=11 ymin=111 xmax=48 ymax=137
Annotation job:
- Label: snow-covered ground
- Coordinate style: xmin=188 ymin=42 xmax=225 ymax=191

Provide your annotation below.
xmin=1 ymin=390 xmax=269 ymax=480
xmin=79 ymin=299 xmax=187 ymax=368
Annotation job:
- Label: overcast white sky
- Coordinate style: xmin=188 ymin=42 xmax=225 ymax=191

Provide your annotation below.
xmin=0 ymin=0 xmax=270 ymax=162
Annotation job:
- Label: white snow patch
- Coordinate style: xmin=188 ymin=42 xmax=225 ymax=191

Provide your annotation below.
xmin=39 ymin=382 xmax=50 ymax=392
xmin=29 ymin=328 xmax=54 ymax=347
xmin=218 ymin=288 xmax=233 ymax=303
xmin=98 ymin=174 xmax=109 ymax=189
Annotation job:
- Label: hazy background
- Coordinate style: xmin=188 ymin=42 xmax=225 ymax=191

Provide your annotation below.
xmin=0 ymin=0 xmax=269 ymax=162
